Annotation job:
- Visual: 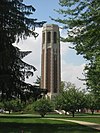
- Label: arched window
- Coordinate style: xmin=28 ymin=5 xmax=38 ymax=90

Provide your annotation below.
xmin=47 ymin=31 xmax=51 ymax=43
xmin=53 ymin=32 xmax=57 ymax=43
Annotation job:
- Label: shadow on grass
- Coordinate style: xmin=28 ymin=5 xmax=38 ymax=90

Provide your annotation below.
xmin=0 ymin=115 xmax=100 ymax=133
xmin=0 ymin=122 xmax=100 ymax=133
xmin=0 ymin=115 xmax=40 ymax=119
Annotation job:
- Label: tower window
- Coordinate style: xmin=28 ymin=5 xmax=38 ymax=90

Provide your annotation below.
xmin=47 ymin=32 xmax=51 ymax=43
xmin=53 ymin=32 xmax=57 ymax=43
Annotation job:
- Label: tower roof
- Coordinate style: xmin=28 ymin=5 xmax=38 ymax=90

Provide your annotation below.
xmin=43 ymin=24 xmax=59 ymax=31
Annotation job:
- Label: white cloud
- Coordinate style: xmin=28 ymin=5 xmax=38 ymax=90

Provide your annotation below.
xmin=13 ymin=27 xmax=86 ymax=88
xmin=13 ymin=28 xmax=42 ymax=84
xmin=61 ymin=61 xmax=86 ymax=89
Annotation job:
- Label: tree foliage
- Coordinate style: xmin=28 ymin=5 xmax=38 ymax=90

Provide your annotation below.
xmin=0 ymin=0 xmax=46 ymax=101
xmin=34 ymin=76 xmax=41 ymax=86
xmin=53 ymin=0 xmax=100 ymax=98
xmin=85 ymin=93 xmax=100 ymax=114
xmin=22 ymin=85 xmax=48 ymax=102
xmin=0 ymin=0 xmax=45 ymax=41
xmin=60 ymin=81 xmax=76 ymax=92
xmin=55 ymin=83 xmax=86 ymax=117
xmin=33 ymin=98 xmax=54 ymax=117
xmin=3 ymin=99 xmax=24 ymax=114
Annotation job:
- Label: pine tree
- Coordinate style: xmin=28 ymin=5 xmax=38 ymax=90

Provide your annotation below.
xmin=0 ymin=0 xmax=46 ymax=101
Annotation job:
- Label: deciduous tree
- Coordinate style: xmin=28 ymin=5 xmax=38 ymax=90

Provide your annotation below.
xmin=55 ymin=83 xmax=86 ymax=117
xmin=52 ymin=0 xmax=100 ymax=98
xmin=33 ymin=98 xmax=54 ymax=117
xmin=85 ymin=93 xmax=99 ymax=114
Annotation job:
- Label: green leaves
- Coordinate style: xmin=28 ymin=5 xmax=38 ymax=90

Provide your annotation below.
xmin=33 ymin=98 xmax=54 ymax=117
xmin=55 ymin=83 xmax=86 ymax=117
xmin=53 ymin=0 xmax=100 ymax=97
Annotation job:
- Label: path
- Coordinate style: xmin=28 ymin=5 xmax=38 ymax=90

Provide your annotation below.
xmin=46 ymin=118 xmax=100 ymax=131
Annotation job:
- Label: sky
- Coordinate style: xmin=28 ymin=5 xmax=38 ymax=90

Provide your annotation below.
xmin=14 ymin=0 xmax=86 ymax=89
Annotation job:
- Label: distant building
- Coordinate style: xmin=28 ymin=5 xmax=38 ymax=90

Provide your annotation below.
xmin=41 ymin=24 xmax=61 ymax=99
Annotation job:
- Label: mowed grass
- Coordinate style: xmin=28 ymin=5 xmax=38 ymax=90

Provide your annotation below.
xmin=0 ymin=115 xmax=100 ymax=133
xmin=66 ymin=117 xmax=100 ymax=124
xmin=43 ymin=113 xmax=100 ymax=124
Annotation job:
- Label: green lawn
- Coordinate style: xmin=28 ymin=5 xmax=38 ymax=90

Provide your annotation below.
xmin=44 ymin=113 xmax=100 ymax=124
xmin=66 ymin=117 xmax=100 ymax=124
xmin=0 ymin=115 xmax=100 ymax=133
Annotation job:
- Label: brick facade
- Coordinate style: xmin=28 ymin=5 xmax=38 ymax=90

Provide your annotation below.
xmin=41 ymin=24 xmax=61 ymax=98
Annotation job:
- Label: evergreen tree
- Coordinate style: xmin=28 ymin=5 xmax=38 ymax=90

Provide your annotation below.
xmin=34 ymin=76 xmax=41 ymax=86
xmin=0 ymin=0 xmax=46 ymax=101
xmin=52 ymin=0 xmax=100 ymax=98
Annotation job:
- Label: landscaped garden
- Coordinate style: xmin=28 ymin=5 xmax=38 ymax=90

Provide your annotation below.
xmin=0 ymin=114 xmax=100 ymax=133
xmin=0 ymin=85 xmax=100 ymax=133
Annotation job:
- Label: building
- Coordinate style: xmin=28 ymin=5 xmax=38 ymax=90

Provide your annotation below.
xmin=41 ymin=24 xmax=61 ymax=99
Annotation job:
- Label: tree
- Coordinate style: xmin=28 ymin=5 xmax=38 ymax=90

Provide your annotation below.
xmin=53 ymin=0 xmax=100 ymax=98
xmin=34 ymin=76 xmax=41 ymax=86
xmin=0 ymin=48 xmax=36 ymax=101
xmin=54 ymin=93 xmax=64 ymax=110
xmin=33 ymin=98 xmax=54 ymax=117
xmin=3 ymin=99 xmax=24 ymax=114
xmin=85 ymin=93 xmax=99 ymax=114
xmin=0 ymin=0 xmax=46 ymax=101
xmin=0 ymin=0 xmax=45 ymax=41
xmin=22 ymin=85 xmax=48 ymax=102
xmin=60 ymin=81 xmax=76 ymax=93
xmin=0 ymin=102 xmax=4 ymax=113
xmin=65 ymin=88 xmax=85 ymax=117
xmin=60 ymin=81 xmax=65 ymax=93
xmin=54 ymin=83 xmax=86 ymax=117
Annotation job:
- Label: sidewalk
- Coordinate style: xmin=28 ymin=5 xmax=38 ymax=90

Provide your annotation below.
xmin=47 ymin=118 xmax=100 ymax=131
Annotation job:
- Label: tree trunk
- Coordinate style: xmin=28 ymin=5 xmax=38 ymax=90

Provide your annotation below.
xmin=9 ymin=110 xmax=10 ymax=114
xmin=41 ymin=114 xmax=44 ymax=117
xmin=91 ymin=110 xmax=94 ymax=115
xmin=72 ymin=111 xmax=75 ymax=117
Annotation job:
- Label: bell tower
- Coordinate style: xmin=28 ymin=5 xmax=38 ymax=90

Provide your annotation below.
xmin=41 ymin=24 xmax=61 ymax=98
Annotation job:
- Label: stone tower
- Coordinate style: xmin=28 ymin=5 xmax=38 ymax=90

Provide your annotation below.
xmin=41 ymin=24 xmax=61 ymax=98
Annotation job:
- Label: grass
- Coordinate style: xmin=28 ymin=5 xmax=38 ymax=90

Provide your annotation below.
xmin=0 ymin=115 xmax=100 ymax=133
xmin=44 ymin=113 xmax=100 ymax=124
xmin=66 ymin=117 xmax=100 ymax=124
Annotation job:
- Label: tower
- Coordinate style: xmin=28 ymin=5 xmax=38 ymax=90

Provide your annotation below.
xmin=41 ymin=24 xmax=61 ymax=98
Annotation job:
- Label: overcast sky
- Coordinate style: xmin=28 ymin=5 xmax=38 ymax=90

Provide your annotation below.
xmin=14 ymin=0 xmax=86 ymax=89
